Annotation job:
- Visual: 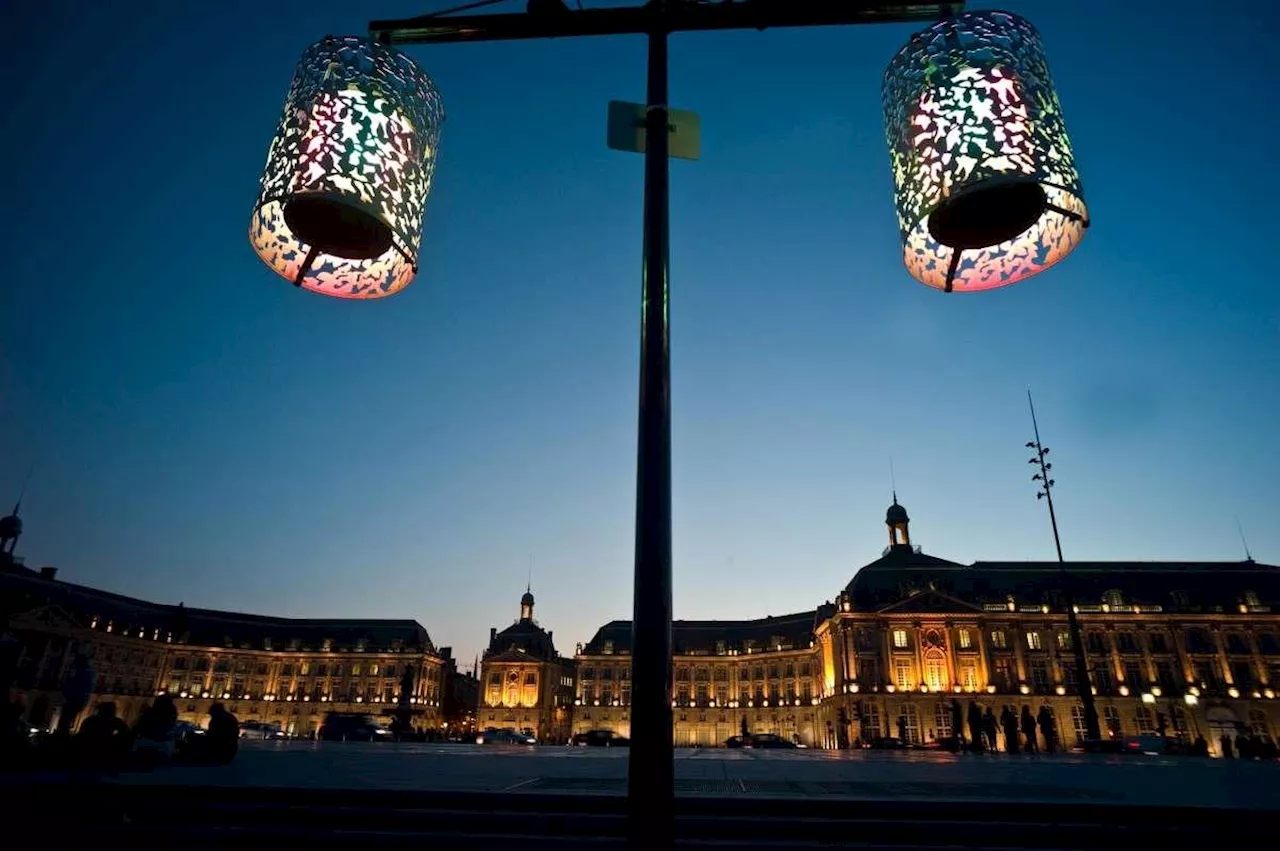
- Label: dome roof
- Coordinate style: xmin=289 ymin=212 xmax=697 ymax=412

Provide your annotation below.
xmin=886 ymin=501 xmax=909 ymax=523
xmin=521 ymin=590 xmax=535 ymax=607
xmin=0 ymin=514 xmax=21 ymax=538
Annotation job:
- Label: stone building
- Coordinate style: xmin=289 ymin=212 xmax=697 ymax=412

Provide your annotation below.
xmin=574 ymin=610 xmax=828 ymax=746
xmin=0 ymin=537 xmax=449 ymax=737
xmin=569 ymin=500 xmax=1280 ymax=754
xmin=478 ymin=587 xmax=575 ymax=742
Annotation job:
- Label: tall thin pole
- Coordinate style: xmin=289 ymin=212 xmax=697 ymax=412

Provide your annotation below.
xmin=1026 ymin=391 xmax=1100 ymax=741
xmin=628 ymin=15 xmax=674 ymax=847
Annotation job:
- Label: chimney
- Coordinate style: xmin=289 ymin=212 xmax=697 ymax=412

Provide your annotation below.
xmin=39 ymin=566 xmax=57 ymax=580
xmin=490 ymin=627 xmax=497 ymax=644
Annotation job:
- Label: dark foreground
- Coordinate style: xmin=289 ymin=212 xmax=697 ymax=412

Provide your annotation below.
xmin=8 ymin=743 xmax=1277 ymax=849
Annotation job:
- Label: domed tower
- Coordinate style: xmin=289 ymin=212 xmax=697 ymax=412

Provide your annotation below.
xmin=886 ymin=493 xmax=910 ymax=549
xmin=520 ymin=585 xmax=535 ymax=622
xmin=0 ymin=501 xmax=22 ymax=556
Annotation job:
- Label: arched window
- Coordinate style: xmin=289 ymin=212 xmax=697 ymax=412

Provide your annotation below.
xmin=924 ymin=650 xmax=948 ymax=691
xmin=1102 ymin=589 xmax=1124 ymax=609
xmin=934 ymin=701 xmax=952 ymax=738
xmin=1104 ymin=705 xmax=1122 ymax=737
xmin=1248 ymin=709 xmax=1271 ymax=741
xmin=860 ymin=703 xmax=881 ymax=742
xmin=1070 ymin=704 xmax=1088 ymax=743
xmin=899 ymin=704 xmax=922 ymax=744
xmin=1134 ymin=706 xmax=1155 ymax=734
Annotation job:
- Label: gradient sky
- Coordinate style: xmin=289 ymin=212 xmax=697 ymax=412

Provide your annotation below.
xmin=2 ymin=0 xmax=1278 ymax=668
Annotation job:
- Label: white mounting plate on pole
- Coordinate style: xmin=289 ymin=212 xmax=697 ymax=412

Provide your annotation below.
xmin=607 ymin=100 xmax=700 ymax=161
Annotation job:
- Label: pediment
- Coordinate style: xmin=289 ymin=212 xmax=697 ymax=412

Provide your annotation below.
xmin=8 ymin=603 xmax=85 ymax=632
xmin=877 ymin=589 xmax=983 ymax=615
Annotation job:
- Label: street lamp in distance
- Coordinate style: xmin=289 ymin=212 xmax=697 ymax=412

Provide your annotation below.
xmin=1026 ymin=391 xmax=1101 ymax=742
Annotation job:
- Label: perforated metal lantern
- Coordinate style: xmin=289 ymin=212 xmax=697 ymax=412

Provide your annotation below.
xmin=883 ymin=11 xmax=1088 ymax=293
xmin=250 ymin=37 xmax=444 ymax=299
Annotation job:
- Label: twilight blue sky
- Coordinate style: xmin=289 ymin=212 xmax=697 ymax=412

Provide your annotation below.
xmin=2 ymin=0 xmax=1277 ymax=667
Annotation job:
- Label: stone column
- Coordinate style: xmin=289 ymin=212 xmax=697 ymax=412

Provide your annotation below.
xmin=1012 ymin=620 xmax=1028 ymax=684
xmin=1211 ymin=626 xmax=1233 ymax=686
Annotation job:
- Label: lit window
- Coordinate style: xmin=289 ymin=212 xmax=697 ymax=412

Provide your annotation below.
xmin=1057 ymin=630 xmax=1072 ymax=650
xmin=894 ymin=660 xmax=913 ymax=689
xmin=1102 ymin=589 xmax=1124 ymax=609
xmin=924 ymin=657 xmax=946 ymax=691
xmin=957 ymin=629 xmax=972 ymax=650
xmin=893 ymin=630 xmax=909 ymax=649
xmin=990 ymin=630 xmax=1007 ymax=649
xmin=1026 ymin=632 xmax=1042 ymax=651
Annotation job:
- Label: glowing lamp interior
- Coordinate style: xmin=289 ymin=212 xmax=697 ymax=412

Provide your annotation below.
xmin=883 ymin=12 xmax=1088 ymax=292
xmin=250 ymin=38 xmax=443 ymax=299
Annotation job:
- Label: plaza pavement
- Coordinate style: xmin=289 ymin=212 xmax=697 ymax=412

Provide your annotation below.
xmin=106 ymin=740 xmax=1279 ymax=810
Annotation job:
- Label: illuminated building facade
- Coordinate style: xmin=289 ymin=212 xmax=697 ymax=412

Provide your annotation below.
xmin=478 ymin=588 xmax=575 ymax=743
xmin=0 ymin=555 xmax=448 ymax=737
xmin=569 ymin=502 xmax=1280 ymax=755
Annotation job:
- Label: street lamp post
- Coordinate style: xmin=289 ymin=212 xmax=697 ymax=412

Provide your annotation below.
xmin=1026 ymin=391 xmax=1101 ymax=742
xmin=252 ymin=2 xmax=1091 ymax=843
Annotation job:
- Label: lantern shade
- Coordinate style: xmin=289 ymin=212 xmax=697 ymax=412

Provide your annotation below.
xmin=250 ymin=37 xmax=444 ymax=299
xmin=883 ymin=11 xmax=1088 ymax=293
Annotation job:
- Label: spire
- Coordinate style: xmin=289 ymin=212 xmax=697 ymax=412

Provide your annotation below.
xmin=886 ymin=495 xmax=910 ymax=549
xmin=520 ymin=585 xmax=535 ymax=622
xmin=0 ymin=469 xmax=28 ymax=556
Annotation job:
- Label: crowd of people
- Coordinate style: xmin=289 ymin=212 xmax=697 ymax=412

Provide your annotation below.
xmin=2 ymin=692 xmax=241 ymax=771
xmin=925 ymin=698 xmax=1065 ymax=754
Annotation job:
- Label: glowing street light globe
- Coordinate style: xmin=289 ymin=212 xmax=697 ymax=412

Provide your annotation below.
xmin=883 ymin=11 xmax=1088 ymax=293
xmin=250 ymin=37 xmax=444 ymax=299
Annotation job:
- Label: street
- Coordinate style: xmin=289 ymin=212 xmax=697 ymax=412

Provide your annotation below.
xmin=104 ymin=740 xmax=1278 ymax=811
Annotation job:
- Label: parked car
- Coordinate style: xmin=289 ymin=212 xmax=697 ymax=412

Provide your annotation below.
xmin=477 ymin=727 xmax=537 ymax=745
xmin=1122 ymin=735 xmax=1171 ymax=755
xmin=1072 ymin=737 xmax=1126 ymax=754
xmin=318 ymin=713 xmax=393 ymax=742
xmin=746 ymin=733 xmax=796 ymax=749
xmin=572 ymin=729 xmax=630 ymax=747
xmin=724 ymin=735 xmax=746 ymax=748
xmin=863 ymin=736 xmax=909 ymax=750
xmin=239 ymin=720 xmax=286 ymax=740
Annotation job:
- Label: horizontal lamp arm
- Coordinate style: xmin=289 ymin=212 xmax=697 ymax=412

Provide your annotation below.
xmin=370 ymin=2 xmax=963 ymax=45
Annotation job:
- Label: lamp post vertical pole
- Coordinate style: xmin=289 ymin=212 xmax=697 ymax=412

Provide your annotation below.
xmin=1027 ymin=391 xmax=1100 ymax=742
xmin=628 ymin=17 xmax=674 ymax=848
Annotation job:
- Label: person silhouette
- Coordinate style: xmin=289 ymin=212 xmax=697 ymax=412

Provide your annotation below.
xmin=1020 ymin=705 xmax=1038 ymax=753
xmin=949 ymin=699 xmax=965 ymax=749
xmin=967 ymin=701 xmax=984 ymax=753
xmin=1000 ymin=706 xmax=1018 ymax=753
xmin=133 ymin=694 xmax=179 ymax=762
xmin=1037 ymin=705 xmax=1056 ymax=754
xmin=77 ymin=702 xmax=131 ymax=766
xmin=207 ymin=703 xmax=240 ymax=764
xmin=982 ymin=707 xmax=998 ymax=751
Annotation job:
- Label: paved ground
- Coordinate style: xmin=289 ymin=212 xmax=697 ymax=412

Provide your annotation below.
xmin=105 ymin=741 xmax=1279 ymax=810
